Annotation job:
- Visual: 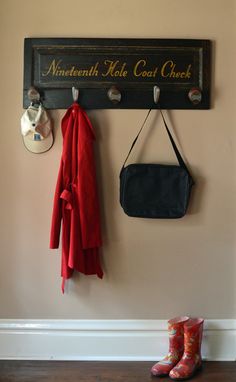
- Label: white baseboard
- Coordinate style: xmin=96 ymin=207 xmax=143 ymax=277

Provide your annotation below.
xmin=0 ymin=319 xmax=235 ymax=361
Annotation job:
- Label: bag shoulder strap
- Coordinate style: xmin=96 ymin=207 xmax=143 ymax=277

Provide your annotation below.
xmin=121 ymin=108 xmax=192 ymax=178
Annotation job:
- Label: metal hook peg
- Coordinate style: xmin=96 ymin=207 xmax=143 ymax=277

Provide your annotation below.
xmin=107 ymin=86 xmax=121 ymax=104
xmin=72 ymin=86 xmax=79 ymax=102
xmin=188 ymin=88 xmax=202 ymax=105
xmin=153 ymin=86 xmax=160 ymax=104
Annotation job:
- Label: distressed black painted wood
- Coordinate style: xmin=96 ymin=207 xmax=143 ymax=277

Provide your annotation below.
xmin=23 ymin=38 xmax=211 ymax=109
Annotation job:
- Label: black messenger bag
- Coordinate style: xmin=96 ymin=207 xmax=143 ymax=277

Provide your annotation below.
xmin=119 ymin=109 xmax=194 ymax=219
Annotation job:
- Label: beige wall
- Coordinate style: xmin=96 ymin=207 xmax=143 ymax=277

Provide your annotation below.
xmin=0 ymin=0 xmax=235 ymax=319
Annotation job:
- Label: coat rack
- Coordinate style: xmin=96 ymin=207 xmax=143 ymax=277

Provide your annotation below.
xmin=23 ymin=38 xmax=211 ymax=110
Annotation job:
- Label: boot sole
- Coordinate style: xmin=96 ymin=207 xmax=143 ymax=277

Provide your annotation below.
xmin=151 ymin=371 xmax=169 ymax=378
xmin=169 ymin=364 xmax=203 ymax=381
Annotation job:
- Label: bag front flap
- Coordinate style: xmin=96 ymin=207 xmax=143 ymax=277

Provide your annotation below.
xmin=120 ymin=163 xmax=193 ymax=212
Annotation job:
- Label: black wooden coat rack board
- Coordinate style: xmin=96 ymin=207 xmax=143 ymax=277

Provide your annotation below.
xmin=23 ymin=38 xmax=211 ymax=109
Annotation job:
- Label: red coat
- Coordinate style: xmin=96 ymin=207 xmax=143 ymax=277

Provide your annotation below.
xmin=50 ymin=103 xmax=103 ymax=292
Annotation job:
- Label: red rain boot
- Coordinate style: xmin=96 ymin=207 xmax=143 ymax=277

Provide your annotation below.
xmin=169 ymin=318 xmax=204 ymax=380
xmin=151 ymin=316 xmax=189 ymax=377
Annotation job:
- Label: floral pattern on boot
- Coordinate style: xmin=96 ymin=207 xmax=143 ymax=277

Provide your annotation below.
xmin=169 ymin=318 xmax=204 ymax=380
xmin=151 ymin=316 xmax=189 ymax=377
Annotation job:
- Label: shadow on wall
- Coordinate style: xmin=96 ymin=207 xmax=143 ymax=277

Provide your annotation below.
xmin=89 ymin=110 xmax=118 ymax=273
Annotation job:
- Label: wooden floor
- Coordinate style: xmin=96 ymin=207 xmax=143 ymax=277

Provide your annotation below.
xmin=0 ymin=361 xmax=235 ymax=382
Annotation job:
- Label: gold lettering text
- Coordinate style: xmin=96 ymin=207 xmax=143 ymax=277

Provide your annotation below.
xmin=161 ymin=60 xmax=192 ymax=79
xmin=42 ymin=60 xmax=100 ymax=78
xmin=133 ymin=59 xmax=158 ymax=77
xmin=102 ymin=60 xmax=127 ymax=77
xmin=42 ymin=59 xmax=62 ymax=76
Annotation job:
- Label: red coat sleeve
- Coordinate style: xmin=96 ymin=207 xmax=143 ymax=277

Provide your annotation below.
xmin=77 ymin=111 xmax=102 ymax=249
xmin=49 ymin=159 xmax=63 ymax=249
